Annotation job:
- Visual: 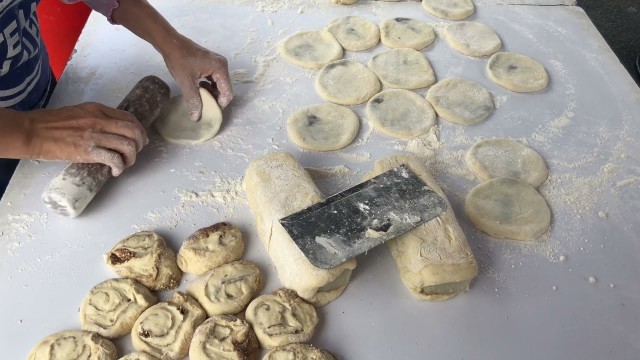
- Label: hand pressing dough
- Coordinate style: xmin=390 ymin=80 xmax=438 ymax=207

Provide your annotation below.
xmin=245 ymin=289 xmax=318 ymax=349
xmin=176 ymin=222 xmax=245 ymax=275
xmin=445 ymin=22 xmax=502 ymax=57
xmin=287 ymin=103 xmax=360 ymax=151
xmin=380 ymin=17 xmax=435 ymax=50
xmin=280 ymin=31 xmax=343 ymax=69
xmin=487 ymin=52 xmax=549 ymax=92
xmin=119 ymin=353 xmax=159 ymax=360
xmin=326 ymin=16 xmax=379 ymax=51
xmin=243 ymin=152 xmax=356 ymax=306
xmin=263 ymin=344 xmax=337 ymax=360
xmin=80 ymin=278 xmax=157 ymax=338
xmin=426 ymin=78 xmax=494 ymax=126
xmin=366 ymin=89 xmax=436 ymax=140
xmin=105 ymin=231 xmax=182 ymax=291
xmin=189 ymin=315 xmax=259 ymax=360
xmin=368 ymin=48 xmax=436 ymax=89
xmin=422 ymin=0 xmax=474 ymax=20
xmin=465 ymin=177 xmax=552 ymax=241
xmin=132 ymin=292 xmax=207 ymax=360
xmin=154 ymin=88 xmax=223 ymax=145
xmin=364 ymin=156 xmax=478 ymax=301
xmin=466 ymin=138 xmax=549 ymax=187
xmin=316 ymin=59 xmax=381 ymax=105
xmin=28 ymin=330 xmax=117 ymax=360
xmin=186 ymin=260 xmax=263 ymax=317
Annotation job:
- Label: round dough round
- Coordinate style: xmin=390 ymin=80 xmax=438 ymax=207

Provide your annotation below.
xmin=176 ymin=222 xmax=244 ymax=275
xmin=245 ymin=288 xmax=318 ymax=349
xmin=263 ymin=344 xmax=337 ymax=360
xmin=368 ymin=48 xmax=436 ymax=89
xmin=80 ymin=278 xmax=157 ymax=339
xmin=487 ymin=52 xmax=549 ymax=92
xmin=315 ymin=59 xmax=381 ymax=105
xmin=465 ymin=177 xmax=551 ymax=241
xmin=154 ymin=88 xmax=223 ymax=145
xmin=466 ymin=138 xmax=549 ymax=187
xmin=426 ymin=78 xmax=494 ymax=126
xmin=186 ymin=260 xmax=264 ymax=317
xmin=131 ymin=292 xmax=207 ymax=360
xmin=380 ymin=17 xmax=435 ymax=50
xmin=28 ymin=330 xmax=117 ymax=360
xmin=279 ymin=31 xmax=343 ymax=69
xmin=326 ymin=16 xmax=379 ymax=51
xmin=422 ymin=0 xmax=475 ymax=20
xmin=119 ymin=353 xmax=159 ymax=360
xmin=444 ymin=22 xmax=502 ymax=57
xmin=287 ymin=103 xmax=359 ymax=151
xmin=189 ymin=315 xmax=259 ymax=360
xmin=366 ymin=89 xmax=437 ymax=140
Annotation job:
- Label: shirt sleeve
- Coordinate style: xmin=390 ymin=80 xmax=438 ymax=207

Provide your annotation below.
xmin=58 ymin=0 xmax=120 ymax=24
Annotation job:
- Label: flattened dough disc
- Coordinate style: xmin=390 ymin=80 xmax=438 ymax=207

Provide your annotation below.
xmin=465 ymin=177 xmax=551 ymax=241
xmin=326 ymin=16 xmax=380 ymax=51
xmin=366 ymin=89 xmax=436 ymax=140
xmin=466 ymin=138 xmax=549 ymax=187
xmin=316 ymin=59 xmax=381 ymax=105
xmin=487 ymin=52 xmax=549 ymax=92
xmin=380 ymin=17 xmax=436 ymax=50
xmin=154 ymin=88 xmax=223 ymax=145
xmin=422 ymin=0 xmax=475 ymax=20
xmin=426 ymin=78 xmax=494 ymax=126
xmin=287 ymin=103 xmax=360 ymax=151
xmin=368 ymin=48 xmax=436 ymax=90
xmin=280 ymin=31 xmax=343 ymax=69
xmin=445 ymin=22 xmax=502 ymax=57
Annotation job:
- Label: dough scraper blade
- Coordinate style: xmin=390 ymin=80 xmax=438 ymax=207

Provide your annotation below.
xmin=279 ymin=164 xmax=447 ymax=269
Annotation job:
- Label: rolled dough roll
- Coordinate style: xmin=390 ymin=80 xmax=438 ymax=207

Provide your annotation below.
xmin=28 ymin=330 xmax=117 ymax=360
xmin=364 ymin=155 xmax=478 ymax=301
xmin=263 ymin=343 xmax=337 ymax=360
xmin=243 ymin=152 xmax=357 ymax=306
xmin=176 ymin=222 xmax=245 ymax=275
xmin=118 ymin=353 xmax=159 ymax=360
xmin=189 ymin=315 xmax=259 ymax=360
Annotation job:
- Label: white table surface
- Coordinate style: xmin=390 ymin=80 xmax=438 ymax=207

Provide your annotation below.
xmin=1 ymin=1 xmax=639 ymax=358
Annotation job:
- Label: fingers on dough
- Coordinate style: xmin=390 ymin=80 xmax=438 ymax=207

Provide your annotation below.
xmin=263 ymin=343 xmax=338 ymax=360
xmin=466 ymin=138 xmax=549 ymax=187
xmin=364 ymin=155 xmax=478 ymax=301
xmin=380 ymin=17 xmax=436 ymax=50
xmin=177 ymin=222 xmax=245 ymax=275
xmin=280 ymin=31 xmax=344 ymax=69
xmin=287 ymin=103 xmax=360 ymax=152
xmin=487 ymin=52 xmax=549 ymax=92
xmin=422 ymin=0 xmax=475 ymax=20
xmin=105 ymin=231 xmax=182 ymax=291
xmin=368 ymin=48 xmax=436 ymax=89
xmin=444 ymin=22 xmax=502 ymax=57
xmin=326 ymin=16 xmax=380 ymax=51
xmin=465 ymin=177 xmax=552 ymax=241
xmin=426 ymin=78 xmax=494 ymax=126
xmin=315 ymin=59 xmax=381 ymax=105
xmin=366 ymin=89 xmax=437 ymax=140
xmin=189 ymin=315 xmax=259 ymax=360
xmin=28 ymin=330 xmax=117 ymax=360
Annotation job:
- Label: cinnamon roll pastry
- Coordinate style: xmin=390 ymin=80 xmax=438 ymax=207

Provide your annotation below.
xmin=28 ymin=330 xmax=117 ymax=360
xmin=177 ymin=222 xmax=245 ymax=275
xmin=189 ymin=315 xmax=259 ymax=360
xmin=262 ymin=343 xmax=337 ymax=360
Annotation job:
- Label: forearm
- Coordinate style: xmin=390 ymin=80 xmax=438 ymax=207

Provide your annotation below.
xmin=0 ymin=109 xmax=33 ymax=159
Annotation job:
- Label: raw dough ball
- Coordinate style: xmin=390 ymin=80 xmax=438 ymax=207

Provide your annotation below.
xmin=131 ymin=292 xmax=207 ymax=360
xmin=465 ymin=177 xmax=552 ymax=241
xmin=154 ymin=88 xmax=223 ymax=145
xmin=280 ymin=31 xmax=343 ymax=69
xmin=176 ymin=222 xmax=244 ymax=275
xmin=422 ymin=0 xmax=474 ymax=20
xmin=28 ymin=330 xmax=117 ymax=360
xmin=189 ymin=315 xmax=259 ymax=360
xmin=444 ymin=22 xmax=502 ymax=57
xmin=118 ymin=353 xmax=159 ymax=360
xmin=426 ymin=78 xmax=494 ymax=126
xmin=487 ymin=52 xmax=549 ymax=92
xmin=315 ymin=59 xmax=381 ymax=105
xmin=466 ymin=138 xmax=549 ymax=187
xmin=366 ymin=89 xmax=436 ymax=140
xmin=80 ymin=278 xmax=157 ymax=338
xmin=326 ymin=16 xmax=379 ymax=51
xmin=368 ymin=48 xmax=436 ymax=89
xmin=186 ymin=260 xmax=264 ymax=317
xmin=287 ymin=103 xmax=360 ymax=151
xmin=245 ymin=289 xmax=318 ymax=349
xmin=105 ymin=231 xmax=182 ymax=291
xmin=263 ymin=344 xmax=337 ymax=360
xmin=380 ymin=17 xmax=435 ymax=50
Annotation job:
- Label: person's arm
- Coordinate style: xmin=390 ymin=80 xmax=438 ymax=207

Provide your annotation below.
xmin=112 ymin=0 xmax=233 ymax=121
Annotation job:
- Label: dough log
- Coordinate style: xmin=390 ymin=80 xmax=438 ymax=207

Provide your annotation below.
xmin=243 ymin=152 xmax=356 ymax=306
xmin=365 ymin=155 xmax=478 ymax=301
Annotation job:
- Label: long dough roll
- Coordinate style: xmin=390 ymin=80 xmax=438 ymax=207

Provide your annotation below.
xmin=366 ymin=155 xmax=478 ymax=301
xmin=243 ymin=152 xmax=356 ymax=306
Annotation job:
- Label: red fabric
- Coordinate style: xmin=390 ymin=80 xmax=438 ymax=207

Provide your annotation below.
xmin=37 ymin=0 xmax=91 ymax=80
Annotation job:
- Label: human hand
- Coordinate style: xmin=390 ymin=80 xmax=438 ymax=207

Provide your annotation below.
xmin=162 ymin=34 xmax=233 ymax=121
xmin=26 ymin=103 xmax=148 ymax=176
